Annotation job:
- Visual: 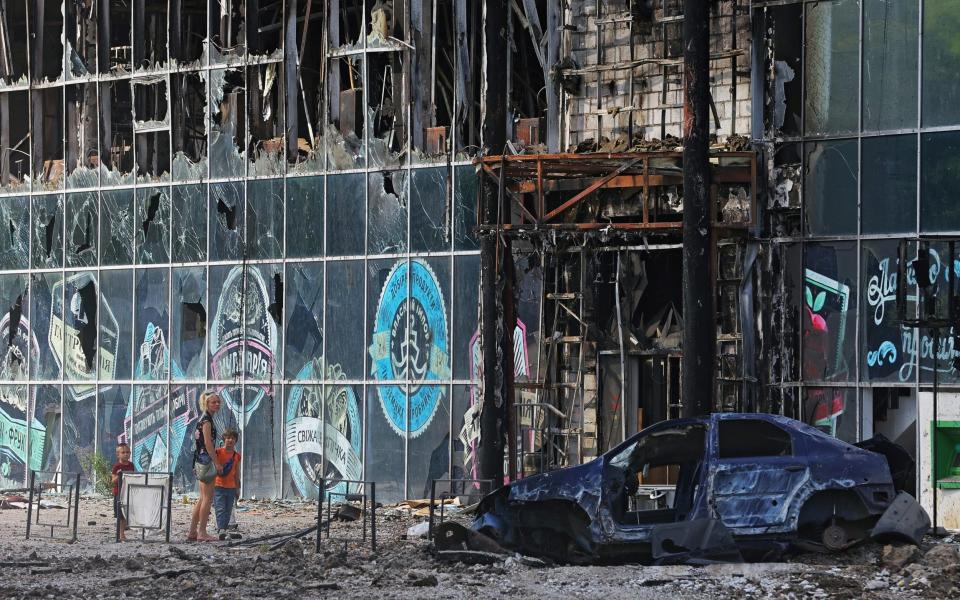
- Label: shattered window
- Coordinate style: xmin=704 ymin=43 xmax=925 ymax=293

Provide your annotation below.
xmin=99 ymin=270 xmax=133 ymax=381
xmin=100 ymin=190 xmax=135 ymax=266
xmin=0 ymin=274 xmax=29 ymax=381
xmin=922 ymin=0 xmax=960 ymax=127
xmin=410 ymin=167 xmax=449 ymax=252
xmin=368 ymin=170 xmax=408 ymax=255
xmin=767 ymin=3 xmax=804 ymax=137
xmin=0 ymin=197 xmax=30 ymax=269
xmin=804 ymin=0 xmax=860 ymax=136
xmin=863 ymin=0 xmax=918 ymax=132
xmin=804 ymin=140 xmax=857 ymax=236
xmin=718 ymin=420 xmax=792 ymax=458
xmin=171 ymin=267 xmax=207 ymax=380
xmin=246 ymin=178 xmax=284 ymax=260
xmin=31 ymin=194 xmax=63 ymax=269
xmin=284 ymin=262 xmax=324 ymax=379
xmin=453 ymin=166 xmax=479 ymax=251
xmin=133 ymin=268 xmax=170 ymax=381
xmin=135 ymin=187 xmax=171 ymax=264
xmin=171 ymin=185 xmax=208 ymax=263
xmin=862 ymin=135 xmax=917 ymax=235
xmin=803 ymin=242 xmax=857 ymax=383
xmin=210 ymin=182 xmax=245 ymax=262
xmin=920 ymin=131 xmax=960 ymax=233
xmin=286 ymin=176 xmax=324 ymax=258
xmin=66 ymin=192 xmax=98 ymax=268
xmin=28 ymin=273 xmax=61 ymax=381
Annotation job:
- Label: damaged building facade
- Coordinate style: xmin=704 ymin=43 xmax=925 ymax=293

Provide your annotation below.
xmin=0 ymin=0 xmax=957 ymax=530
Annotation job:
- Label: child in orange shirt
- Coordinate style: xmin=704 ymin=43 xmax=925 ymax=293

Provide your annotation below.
xmin=111 ymin=442 xmax=136 ymax=541
xmin=213 ymin=428 xmax=241 ymax=540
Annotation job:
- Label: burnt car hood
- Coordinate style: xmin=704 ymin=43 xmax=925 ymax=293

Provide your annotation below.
xmin=500 ymin=460 xmax=603 ymax=513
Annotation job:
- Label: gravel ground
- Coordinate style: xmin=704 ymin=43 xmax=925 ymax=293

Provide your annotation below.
xmin=0 ymin=496 xmax=957 ymax=599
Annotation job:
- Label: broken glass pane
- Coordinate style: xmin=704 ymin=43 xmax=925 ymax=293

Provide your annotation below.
xmin=31 ymin=194 xmax=63 ymax=269
xmin=135 ymin=187 xmax=171 ymax=264
xmin=133 ymin=268 xmax=170 ymax=381
xmin=0 ymin=196 xmax=29 ymax=269
xmin=100 ymin=269 xmax=133 ymax=381
xmin=410 ymin=167 xmax=449 ymax=252
xmin=210 ymin=182 xmax=245 ymax=261
xmin=368 ymin=170 xmax=407 ymax=255
xmin=0 ymin=273 xmax=30 ymax=381
xmin=28 ymin=272 xmax=61 ymax=380
xmin=804 ymin=139 xmax=857 ymax=236
xmin=327 ymin=173 xmax=365 ymax=256
xmin=454 ymin=165 xmax=479 ymax=251
xmin=100 ymin=190 xmax=135 ymax=266
xmin=208 ymin=68 xmax=246 ymax=178
xmin=862 ymin=134 xmax=917 ymax=235
xmin=66 ymin=192 xmax=98 ymax=268
xmin=921 ymin=131 xmax=960 ymax=232
xmin=171 ymin=267 xmax=207 ymax=380
xmin=286 ymin=176 xmax=324 ymax=258
xmin=246 ymin=178 xmax=284 ymax=260
xmin=804 ymin=0 xmax=860 ymax=136
xmin=284 ymin=262 xmax=324 ymax=379
xmin=922 ymin=0 xmax=960 ymax=127
xmin=172 ymin=184 xmax=207 ymax=262
xmin=863 ymin=0 xmax=918 ymax=131
xmin=766 ymin=3 xmax=803 ymax=136
xmin=803 ymin=242 xmax=858 ymax=384
xmin=245 ymin=263 xmax=284 ymax=383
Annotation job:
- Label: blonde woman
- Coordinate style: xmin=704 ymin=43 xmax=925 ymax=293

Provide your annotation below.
xmin=188 ymin=391 xmax=223 ymax=541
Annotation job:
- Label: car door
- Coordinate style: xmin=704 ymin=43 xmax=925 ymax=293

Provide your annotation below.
xmin=708 ymin=417 xmax=809 ymax=532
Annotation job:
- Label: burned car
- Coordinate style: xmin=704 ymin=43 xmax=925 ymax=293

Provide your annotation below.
xmin=473 ymin=413 xmax=927 ymax=564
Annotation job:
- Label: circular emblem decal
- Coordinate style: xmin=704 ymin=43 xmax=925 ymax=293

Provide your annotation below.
xmin=285 ymin=359 xmax=362 ymax=498
xmin=209 ymin=266 xmax=278 ymax=425
xmin=369 ymin=260 xmax=449 ymax=438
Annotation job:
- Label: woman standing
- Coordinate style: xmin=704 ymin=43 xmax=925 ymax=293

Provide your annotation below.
xmin=188 ymin=391 xmax=223 ymax=541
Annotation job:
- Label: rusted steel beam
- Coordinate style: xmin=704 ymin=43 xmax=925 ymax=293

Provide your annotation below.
xmin=542 ymin=157 xmax=643 ymax=222
xmin=480 ymin=161 xmax=539 ymax=224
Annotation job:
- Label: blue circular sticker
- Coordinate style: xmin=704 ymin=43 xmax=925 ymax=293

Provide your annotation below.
xmin=369 ymin=260 xmax=449 ymax=438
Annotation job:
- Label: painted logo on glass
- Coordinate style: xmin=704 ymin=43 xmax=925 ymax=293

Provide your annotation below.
xmin=122 ymin=323 xmax=198 ymax=473
xmin=369 ymin=259 xmax=449 ymax=438
xmin=285 ymin=358 xmax=362 ymax=498
xmin=0 ymin=397 xmax=44 ymax=487
xmin=209 ymin=267 xmax=278 ymax=426
xmin=49 ymin=272 xmax=118 ymax=400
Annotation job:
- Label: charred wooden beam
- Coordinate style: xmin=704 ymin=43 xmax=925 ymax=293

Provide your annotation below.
xmin=681 ymin=0 xmax=714 ymax=418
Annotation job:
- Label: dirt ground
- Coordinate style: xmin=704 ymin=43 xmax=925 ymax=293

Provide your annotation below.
xmin=0 ymin=496 xmax=958 ymax=599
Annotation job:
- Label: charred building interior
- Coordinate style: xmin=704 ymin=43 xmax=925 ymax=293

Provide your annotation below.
xmin=0 ymin=0 xmax=957 ymax=532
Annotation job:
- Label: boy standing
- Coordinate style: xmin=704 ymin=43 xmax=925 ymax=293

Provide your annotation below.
xmin=111 ymin=443 xmax=136 ymax=541
xmin=213 ymin=429 xmax=241 ymax=540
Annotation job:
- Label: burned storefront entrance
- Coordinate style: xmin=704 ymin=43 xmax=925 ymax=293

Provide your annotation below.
xmin=475 ymin=150 xmax=757 ymax=481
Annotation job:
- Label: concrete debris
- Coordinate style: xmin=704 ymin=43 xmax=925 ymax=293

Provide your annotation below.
xmin=880 ymin=544 xmax=920 ymax=571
